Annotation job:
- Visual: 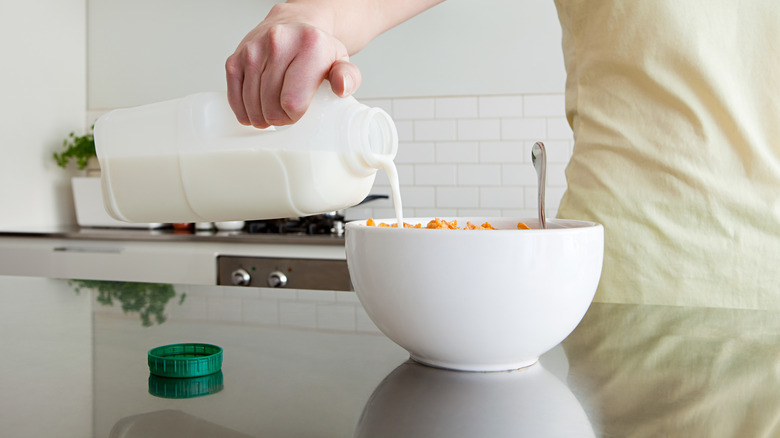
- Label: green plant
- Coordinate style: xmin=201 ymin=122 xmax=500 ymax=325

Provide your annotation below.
xmin=70 ymin=279 xmax=186 ymax=327
xmin=53 ymin=126 xmax=96 ymax=170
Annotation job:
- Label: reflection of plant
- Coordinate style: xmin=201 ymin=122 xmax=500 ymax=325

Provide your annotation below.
xmin=70 ymin=280 xmax=185 ymax=327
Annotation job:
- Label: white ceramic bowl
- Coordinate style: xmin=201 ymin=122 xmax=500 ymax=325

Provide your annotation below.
xmin=345 ymin=217 xmax=604 ymax=372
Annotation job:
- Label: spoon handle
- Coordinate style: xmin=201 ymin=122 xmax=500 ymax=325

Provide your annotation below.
xmin=532 ymin=142 xmax=547 ymax=229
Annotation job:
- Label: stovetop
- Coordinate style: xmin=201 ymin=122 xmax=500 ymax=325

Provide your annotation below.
xmin=246 ymin=213 xmax=345 ymax=236
xmin=0 ymin=221 xmax=346 ymax=246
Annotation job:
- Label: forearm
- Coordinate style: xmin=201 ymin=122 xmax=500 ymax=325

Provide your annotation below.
xmin=277 ymin=0 xmax=445 ymax=54
xmin=227 ymin=0 xmax=444 ymax=127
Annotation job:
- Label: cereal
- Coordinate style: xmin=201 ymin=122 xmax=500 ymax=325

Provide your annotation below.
xmin=365 ymin=218 xmax=530 ymax=230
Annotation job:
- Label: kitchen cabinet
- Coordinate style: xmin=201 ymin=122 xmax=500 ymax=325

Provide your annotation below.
xmin=0 ymin=229 xmax=345 ymax=285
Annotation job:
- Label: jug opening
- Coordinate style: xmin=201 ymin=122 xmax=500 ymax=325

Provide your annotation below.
xmin=360 ymin=108 xmax=398 ymax=169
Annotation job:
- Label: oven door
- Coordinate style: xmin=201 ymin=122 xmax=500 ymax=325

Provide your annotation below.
xmin=217 ymin=255 xmax=352 ymax=291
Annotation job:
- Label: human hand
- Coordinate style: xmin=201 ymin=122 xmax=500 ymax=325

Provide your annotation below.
xmin=225 ymin=4 xmax=362 ymax=128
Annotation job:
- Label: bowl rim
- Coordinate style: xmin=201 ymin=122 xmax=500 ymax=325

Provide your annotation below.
xmin=345 ymin=217 xmax=602 ymax=233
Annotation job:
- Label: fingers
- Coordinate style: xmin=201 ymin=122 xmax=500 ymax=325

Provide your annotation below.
xmin=328 ymin=59 xmax=362 ymax=98
xmin=226 ymin=23 xmax=360 ymax=129
xmin=225 ymin=54 xmax=250 ymax=126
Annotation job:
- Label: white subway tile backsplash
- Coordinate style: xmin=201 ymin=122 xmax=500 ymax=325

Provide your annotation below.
xmin=360 ymin=98 xmax=393 ymax=115
xmin=458 ymin=208 xmax=502 ymax=217
xmin=372 ymin=207 xmax=399 ymax=219
xmin=395 ymin=120 xmax=414 ymax=142
xmin=352 ymin=91 xmax=573 ymax=222
xmin=524 ymin=94 xmax=565 ymax=117
xmin=501 ymin=164 xmax=538 ymax=186
xmin=393 ymin=97 xmax=435 ymax=119
xmin=415 ymin=164 xmax=457 ymax=186
xmin=479 ymin=141 xmax=525 ymax=163
xmin=546 ymin=163 xmax=568 ymax=187
xmin=437 ymin=187 xmax=479 ymax=208
xmin=458 ymin=119 xmax=501 ymax=141
xmin=415 ymin=208 xmax=458 ymax=218
xmin=502 ymin=118 xmax=547 ymax=140
xmin=457 ymin=164 xmax=501 ymax=186
xmin=435 ymin=141 xmax=479 ymax=163
xmin=546 ymin=117 xmax=574 ymax=140
xmin=479 ymin=96 xmax=523 ymax=118
xmin=399 ymin=186 xmax=436 ymax=207
xmin=415 ymin=120 xmax=457 ymax=141
xmin=435 ymin=96 xmax=478 ymax=119
xmin=503 ymin=208 xmax=539 ymax=219
xmin=480 ymin=187 xmax=525 ymax=209
xmin=344 ymin=207 xmax=373 ymax=221
xmin=395 ymin=142 xmax=435 ymax=164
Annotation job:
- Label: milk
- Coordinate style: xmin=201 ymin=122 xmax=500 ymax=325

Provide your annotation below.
xmin=95 ymin=82 xmax=397 ymax=223
xmin=378 ymin=157 xmax=404 ymax=227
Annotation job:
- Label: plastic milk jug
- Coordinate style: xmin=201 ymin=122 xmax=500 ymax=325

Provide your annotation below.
xmin=93 ymin=83 xmax=398 ymax=223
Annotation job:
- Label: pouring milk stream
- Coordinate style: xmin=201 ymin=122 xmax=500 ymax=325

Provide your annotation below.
xmin=94 ymin=82 xmax=404 ymax=226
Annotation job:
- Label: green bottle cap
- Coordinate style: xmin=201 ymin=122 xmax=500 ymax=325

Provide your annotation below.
xmin=148 ymin=371 xmax=224 ymax=399
xmin=148 ymin=343 xmax=223 ymax=378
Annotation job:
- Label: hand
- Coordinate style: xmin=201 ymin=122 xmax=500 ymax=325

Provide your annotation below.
xmin=225 ymin=4 xmax=362 ymax=128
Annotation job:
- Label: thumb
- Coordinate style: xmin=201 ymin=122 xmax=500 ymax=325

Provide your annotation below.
xmin=328 ymin=58 xmax=362 ymax=97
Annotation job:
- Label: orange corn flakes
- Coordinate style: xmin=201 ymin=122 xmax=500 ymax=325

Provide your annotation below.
xmin=365 ymin=218 xmax=530 ymax=230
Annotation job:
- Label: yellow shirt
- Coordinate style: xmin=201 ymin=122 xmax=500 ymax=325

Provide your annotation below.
xmin=554 ymin=0 xmax=780 ymax=308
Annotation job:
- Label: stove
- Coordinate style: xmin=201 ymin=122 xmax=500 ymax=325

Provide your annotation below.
xmin=217 ymin=213 xmax=357 ymax=290
xmin=219 ymin=195 xmax=387 ymax=290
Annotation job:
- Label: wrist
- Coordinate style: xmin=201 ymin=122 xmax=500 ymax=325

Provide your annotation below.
xmin=269 ymin=1 xmax=338 ymax=35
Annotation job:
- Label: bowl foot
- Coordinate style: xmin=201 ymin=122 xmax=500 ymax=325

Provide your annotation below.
xmin=409 ymin=355 xmax=539 ymax=373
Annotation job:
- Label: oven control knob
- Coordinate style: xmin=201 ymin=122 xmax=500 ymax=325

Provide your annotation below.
xmin=231 ymin=268 xmax=251 ymax=286
xmin=267 ymin=271 xmax=288 ymax=288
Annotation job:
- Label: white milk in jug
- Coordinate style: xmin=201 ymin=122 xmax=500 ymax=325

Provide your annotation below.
xmin=95 ymin=83 xmax=398 ymax=223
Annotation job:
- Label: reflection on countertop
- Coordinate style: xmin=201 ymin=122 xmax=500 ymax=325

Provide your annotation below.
xmin=356 ymin=356 xmax=594 ymax=438
xmin=562 ymin=303 xmax=780 ymax=437
xmin=3 ymin=275 xmax=780 ymax=437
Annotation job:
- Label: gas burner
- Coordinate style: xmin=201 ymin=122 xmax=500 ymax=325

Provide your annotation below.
xmin=246 ymin=213 xmax=345 ymax=236
xmin=244 ymin=194 xmax=387 ymax=236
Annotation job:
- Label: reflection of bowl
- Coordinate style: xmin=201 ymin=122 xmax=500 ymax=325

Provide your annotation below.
xmin=355 ymin=360 xmax=594 ymax=438
xmin=345 ymin=217 xmax=604 ymax=372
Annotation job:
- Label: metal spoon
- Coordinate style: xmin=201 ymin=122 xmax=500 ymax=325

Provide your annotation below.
xmin=531 ymin=142 xmax=547 ymax=229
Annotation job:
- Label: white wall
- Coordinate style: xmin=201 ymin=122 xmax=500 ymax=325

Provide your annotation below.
xmin=0 ymin=1 xmax=87 ymax=227
xmin=353 ymin=0 xmax=566 ymax=98
xmin=87 ymin=0 xmax=565 ymax=108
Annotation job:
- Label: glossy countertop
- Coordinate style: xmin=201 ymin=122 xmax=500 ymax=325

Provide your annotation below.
xmin=0 ymin=225 xmax=345 ymax=246
xmin=1 ymin=275 xmax=779 ymax=437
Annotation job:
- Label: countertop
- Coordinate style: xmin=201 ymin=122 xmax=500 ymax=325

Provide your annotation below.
xmin=0 ymin=225 xmax=345 ymax=246
xmin=2 ymin=275 xmax=779 ymax=437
